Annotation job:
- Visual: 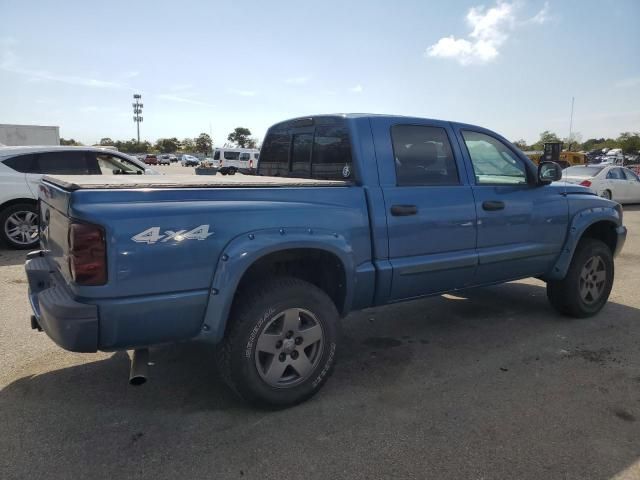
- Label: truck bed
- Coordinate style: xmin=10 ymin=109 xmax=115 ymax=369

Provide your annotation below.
xmin=43 ymin=174 xmax=351 ymax=191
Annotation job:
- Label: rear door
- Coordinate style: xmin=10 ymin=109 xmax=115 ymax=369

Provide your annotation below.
xmin=622 ymin=168 xmax=640 ymax=202
xmin=456 ymin=129 xmax=568 ymax=284
xmin=25 ymin=151 xmax=99 ymax=197
xmin=372 ymin=118 xmax=478 ymax=301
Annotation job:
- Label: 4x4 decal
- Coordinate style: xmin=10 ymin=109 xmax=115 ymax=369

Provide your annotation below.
xmin=131 ymin=225 xmax=213 ymax=244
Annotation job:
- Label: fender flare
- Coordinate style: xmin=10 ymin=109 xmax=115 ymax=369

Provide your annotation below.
xmin=547 ymin=205 xmax=622 ymax=280
xmin=198 ymin=227 xmax=355 ymax=343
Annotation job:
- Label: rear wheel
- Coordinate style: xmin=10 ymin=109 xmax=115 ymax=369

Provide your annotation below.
xmin=0 ymin=203 xmax=39 ymax=249
xmin=547 ymin=238 xmax=613 ymax=317
xmin=216 ymin=277 xmax=339 ymax=407
xmin=600 ymin=190 xmax=612 ymax=200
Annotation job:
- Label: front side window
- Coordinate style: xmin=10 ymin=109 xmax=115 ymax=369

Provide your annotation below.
xmin=462 ymin=131 xmax=528 ymax=185
xmin=623 ymin=168 xmax=640 ymax=181
xmin=391 ymin=125 xmax=459 ymax=186
xmin=37 ymin=151 xmax=97 ymax=175
xmin=213 ymin=150 xmax=220 ymax=160
xmin=224 ymin=151 xmax=240 ymax=160
xmin=96 ymin=154 xmax=145 ymax=174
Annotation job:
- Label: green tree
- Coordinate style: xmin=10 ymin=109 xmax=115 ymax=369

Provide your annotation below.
xmin=617 ymin=132 xmax=640 ymax=154
xmin=532 ymin=130 xmax=560 ymax=150
xmin=227 ymin=127 xmax=252 ymax=148
xmin=195 ymin=133 xmax=213 ymax=155
xmin=155 ymin=137 xmax=180 ymax=153
xmin=562 ymin=132 xmax=583 ymax=151
xmin=180 ymin=138 xmax=196 ymax=153
xmin=512 ymin=139 xmax=529 ymax=150
xmin=99 ymin=137 xmax=114 ymax=146
xmin=60 ymin=138 xmax=82 ymax=146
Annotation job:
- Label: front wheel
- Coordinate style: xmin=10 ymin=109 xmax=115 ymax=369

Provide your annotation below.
xmin=216 ymin=277 xmax=340 ymax=407
xmin=547 ymin=238 xmax=614 ymax=317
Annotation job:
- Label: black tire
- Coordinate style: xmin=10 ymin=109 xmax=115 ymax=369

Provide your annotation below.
xmin=601 ymin=190 xmax=612 ymax=200
xmin=216 ymin=277 xmax=340 ymax=407
xmin=0 ymin=203 xmax=39 ymax=250
xmin=547 ymin=238 xmax=614 ymax=318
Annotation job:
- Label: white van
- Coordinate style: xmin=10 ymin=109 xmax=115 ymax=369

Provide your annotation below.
xmin=213 ymin=148 xmax=259 ymax=173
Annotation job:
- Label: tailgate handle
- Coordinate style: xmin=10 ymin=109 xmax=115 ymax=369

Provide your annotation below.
xmin=391 ymin=204 xmax=418 ymax=216
xmin=482 ymin=200 xmax=505 ymax=211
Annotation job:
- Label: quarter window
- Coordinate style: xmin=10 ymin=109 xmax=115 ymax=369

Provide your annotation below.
xmin=2 ymin=154 xmax=38 ymax=173
xmin=462 ymin=131 xmax=528 ymax=185
xmin=391 ymin=125 xmax=459 ymax=186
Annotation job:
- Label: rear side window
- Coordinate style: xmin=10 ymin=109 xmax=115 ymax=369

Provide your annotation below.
xmin=258 ymin=124 xmax=352 ymax=180
xmin=254 ymin=153 xmax=259 ymax=159
xmin=224 ymin=151 xmax=240 ymax=160
xmin=2 ymin=154 xmax=38 ymax=173
xmin=239 ymin=153 xmax=250 ymax=161
xmin=391 ymin=125 xmax=459 ymax=186
xmin=607 ymin=168 xmax=624 ymax=179
xmin=291 ymin=133 xmax=313 ymax=176
xmin=311 ymin=126 xmax=352 ymax=180
xmin=259 ymin=130 xmax=290 ymax=176
xmin=37 ymin=151 xmax=98 ymax=174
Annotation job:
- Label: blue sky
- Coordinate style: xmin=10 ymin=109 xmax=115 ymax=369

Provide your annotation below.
xmin=1 ymin=0 xmax=638 ymax=146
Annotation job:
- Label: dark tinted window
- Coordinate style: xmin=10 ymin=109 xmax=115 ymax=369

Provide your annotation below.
xmin=391 ymin=125 xmax=459 ymax=186
xmin=291 ymin=133 xmax=312 ymax=177
xmin=312 ymin=126 xmax=352 ymax=180
xmin=254 ymin=153 xmax=259 ymax=159
xmin=259 ymin=130 xmax=290 ymax=176
xmin=37 ymin=151 xmax=97 ymax=174
xmin=213 ymin=150 xmax=220 ymax=160
xmin=224 ymin=151 xmax=240 ymax=160
xmin=623 ymin=168 xmax=640 ymax=181
xmin=3 ymin=154 xmax=38 ymax=173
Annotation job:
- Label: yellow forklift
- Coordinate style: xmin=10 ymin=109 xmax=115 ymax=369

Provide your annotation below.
xmin=524 ymin=142 xmax=587 ymax=168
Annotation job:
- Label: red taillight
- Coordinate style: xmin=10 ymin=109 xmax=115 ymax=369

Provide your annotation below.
xmin=249 ymin=159 xmax=254 ymax=168
xmin=580 ymin=180 xmax=592 ymax=187
xmin=68 ymin=222 xmax=107 ymax=285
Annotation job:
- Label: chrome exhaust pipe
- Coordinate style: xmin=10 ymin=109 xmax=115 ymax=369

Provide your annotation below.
xmin=129 ymin=348 xmax=149 ymax=386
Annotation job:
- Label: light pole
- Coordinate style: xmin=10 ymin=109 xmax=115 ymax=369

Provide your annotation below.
xmin=132 ymin=94 xmax=143 ymax=144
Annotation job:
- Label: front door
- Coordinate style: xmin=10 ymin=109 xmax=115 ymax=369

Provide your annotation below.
xmin=372 ymin=118 xmax=478 ymax=301
xmin=456 ymin=129 xmax=569 ymax=284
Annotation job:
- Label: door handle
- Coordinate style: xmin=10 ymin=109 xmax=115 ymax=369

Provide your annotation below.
xmin=482 ymin=200 xmax=505 ymax=211
xmin=390 ymin=204 xmax=418 ymax=216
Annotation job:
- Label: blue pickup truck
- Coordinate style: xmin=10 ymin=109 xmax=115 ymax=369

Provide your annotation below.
xmin=25 ymin=114 xmax=627 ymax=406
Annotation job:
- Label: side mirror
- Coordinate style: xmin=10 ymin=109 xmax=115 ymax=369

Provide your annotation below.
xmin=538 ymin=161 xmax=562 ymax=184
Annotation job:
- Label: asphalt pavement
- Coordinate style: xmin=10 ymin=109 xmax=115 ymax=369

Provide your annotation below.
xmin=1 ymin=206 xmax=639 ymax=480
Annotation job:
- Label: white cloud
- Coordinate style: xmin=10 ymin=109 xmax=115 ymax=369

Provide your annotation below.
xmin=156 ymin=93 xmax=215 ymax=108
xmin=426 ymin=1 xmax=550 ymax=66
xmin=170 ymin=83 xmax=193 ymax=92
xmin=228 ymin=89 xmax=257 ymax=97
xmin=615 ymin=76 xmax=640 ymax=88
xmin=1 ymin=39 xmax=128 ymax=88
xmin=285 ymin=76 xmax=310 ymax=85
xmin=349 ymin=84 xmax=363 ymax=93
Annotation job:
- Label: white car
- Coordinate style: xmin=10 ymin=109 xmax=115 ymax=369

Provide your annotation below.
xmin=562 ymin=165 xmax=640 ymax=203
xmin=0 ymin=146 xmax=159 ymax=249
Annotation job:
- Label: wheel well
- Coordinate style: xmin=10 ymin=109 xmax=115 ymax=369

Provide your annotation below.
xmin=0 ymin=198 xmax=37 ymax=212
xmin=234 ymin=248 xmax=347 ymax=314
xmin=581 ymin=221 xmax=617 ymax=253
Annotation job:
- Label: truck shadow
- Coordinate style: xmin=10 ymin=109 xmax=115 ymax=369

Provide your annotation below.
xmin=1 ymin=280 xmax=639 ymax=478
xmin=0 ymin=248 xmax=28 ymax=267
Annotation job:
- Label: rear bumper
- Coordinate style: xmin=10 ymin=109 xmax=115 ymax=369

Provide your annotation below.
xmin=614 ymin=225 xmax=627 ymax=257
xmin=25 ymin=251 xmax=98 ymax=352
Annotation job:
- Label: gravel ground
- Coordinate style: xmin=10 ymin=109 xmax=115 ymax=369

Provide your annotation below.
xmin=1 ymin=206 xmax=639 ymax=480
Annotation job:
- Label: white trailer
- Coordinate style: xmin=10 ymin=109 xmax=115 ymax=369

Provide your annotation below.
xmin=0 ymin=124 xmax=60 ymax=146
